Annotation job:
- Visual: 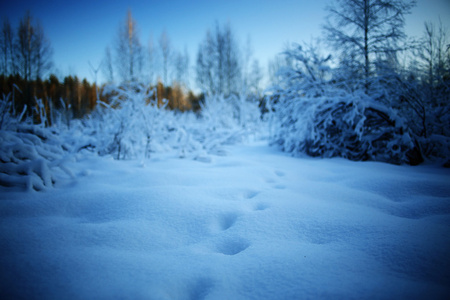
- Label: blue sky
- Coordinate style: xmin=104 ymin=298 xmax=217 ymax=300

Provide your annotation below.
xmin=1 ymin=0 xmax=449 ymax=87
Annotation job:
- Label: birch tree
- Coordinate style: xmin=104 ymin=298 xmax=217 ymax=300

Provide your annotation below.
xmin=323 ymin=0 xmax=416 ymax=90
xmin=115 ymin=10 xmax=143 ymax=83
xmin=196 ymin=22 xmax=241 ymax=96
xmin=16 ymin=11 xmax=53 ymax=81
xmin=159 ymin=29 xmax=171 ymax=86
xmin=0 ymin=18 xmax=16 ymax=75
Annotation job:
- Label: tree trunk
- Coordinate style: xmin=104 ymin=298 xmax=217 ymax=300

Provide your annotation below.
xmin=363 ymin=0 xmax=370 ymax=93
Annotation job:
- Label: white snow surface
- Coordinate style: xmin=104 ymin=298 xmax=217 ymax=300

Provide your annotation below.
xmin=1 ymin=142 xmax=450 ymax=299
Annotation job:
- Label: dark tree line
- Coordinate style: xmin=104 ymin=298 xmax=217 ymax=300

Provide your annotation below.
xmin=0 ymin=74 xmax=98 ymax=124
xmin=1 ymin=11 xmax=53 ymax=80
xmin=0 ymin=11 xmax=206 ymax=124
xmin=1 ymin=10 xmax=263 ymax=124
xmin=1 ymin=12 xmax=53 ymax=117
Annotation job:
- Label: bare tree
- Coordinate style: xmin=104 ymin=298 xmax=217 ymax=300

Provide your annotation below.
xmin=89 ymin=60 xmax=102 ymax=100
xmin=115 ymin=10 xmax=143 ymax=83
xmin=159 ymin=29 xmax=171 ymax=85
xmin=102 ymin=46 xmax=114 ymax=83
xmin=222 ymin=23 xmax=240 ymax=95
xmin=242 ymin=36 xmax=253 ymax=93
xmin=413 ymin=19 xmax=450 ymax=115
xmin=418 ymin=20 xmax=449 ymax=89
xmin=196 ymin=29 xmax=216 ymax=94
xmin=173 ymin=46 xmax=189 ymax=87
xmin=241 ymin=36 xmax=262 ymax=96
xmin=249 ymin=60 xmax=262 ymax=95
xmin=15 ymin=12 xmax=53 ymax=81
xmin=32 ymin=22 xmax=53 ymax=80
xmin=1 ymin=18 xmax=16 ymax=75
xmin=16 ymin=12 xmax=33 ymax=81
xmin=323 ymin=0 xmax=416 ymax=89
xmin=147 ymin=33 xmax=155 ymax=85
xmin=14 ymin=11 xmax=53 ymax=115
xmin=268 ymin=51 xmax=294 ymax=86
xmin=196 ymin=22 xmax=241 ymax=96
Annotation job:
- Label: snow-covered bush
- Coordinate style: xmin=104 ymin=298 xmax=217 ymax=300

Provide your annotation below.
xmin=271 ymin=91 xmax=413 ymax=163
xmin=0 ymin=126 xmax=74 ymax=191
xmin=0 ymin=92 xmax=27 ymax=130
xmin=0 ymin=95 xmax=74 ymax=191
xmin=390 ymin=74 xmax=450 ymax=164
xmin=270 ymin=44 xmax=414 ymax=164
xmin=91 ymin=83 xmax=169 ymax=160
xmin=75 ymin=84 xmax=263 ymax=161
xmin=195 ymin=94 xmax=262 ymax=155
xmin=0 ymin=83 xmax=263 ymax=190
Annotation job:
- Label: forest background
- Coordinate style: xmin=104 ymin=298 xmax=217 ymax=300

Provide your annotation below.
xmin=1 ymin=0 xmax=449 ymax=172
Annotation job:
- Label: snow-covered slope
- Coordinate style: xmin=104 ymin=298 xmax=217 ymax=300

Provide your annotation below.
xmin=1 ymin=143 xmax=449 ymax=299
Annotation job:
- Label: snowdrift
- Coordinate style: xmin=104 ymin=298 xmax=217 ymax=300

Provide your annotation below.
xmin=0 ymin=125 xmax=73 ymax=191
xmin=1 ymin=143 xmax=449 ymax=299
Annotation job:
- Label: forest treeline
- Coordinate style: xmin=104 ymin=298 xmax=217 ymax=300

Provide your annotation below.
xmin=1 ymin=1 xmax=449 ymax=166
xmin=0 ymin=10 xmax=254 ymax=124
xmin=0 ymin=73 xmax=201 ymax=125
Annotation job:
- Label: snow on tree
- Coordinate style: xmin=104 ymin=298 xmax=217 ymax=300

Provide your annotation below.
xmin=269 ymin=44 xmax=414 ymax=164
xmin=115 ymin=10 xmax=144 ymax=83
xmin=323 ymin=0 xmax=416 ymax=91
xmin=159 ymin=29 xmax=172 ymax=86
xmin=196 ymin=22 xmax=241 ymax=96
xmin=79 ymin=83 xmax=262 ymax=162
xmin=0 ymin=95 xmax=73 ymax=191
xmin=102 ymin=46 xmax=115 ymax=83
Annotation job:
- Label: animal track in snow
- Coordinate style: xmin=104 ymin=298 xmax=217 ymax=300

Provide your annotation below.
xmin=265 ymin=178 xmax=276 ymax=183
xmin=273 ymin=184 xmax=286 ymax=190
xmin=265 ymin=170 xmax=286 ymax=189
xmin=243 ymin=190 xmax=260 ymax=199
xmin=215 ymin=237 xmax=250 ymax=255
xmin=188 ymin=277 xmax=214 ymax=300
xmin=275 ymin=170 xmax=285 ymax=177
xmin=218 ymin=212 xmax=239 ymax=231
xmin=254 ymin=203 xmax=269 ymax=211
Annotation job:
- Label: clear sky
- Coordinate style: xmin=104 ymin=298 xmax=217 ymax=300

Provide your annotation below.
xmin=1 ymin=0 xmax=449 ymax=88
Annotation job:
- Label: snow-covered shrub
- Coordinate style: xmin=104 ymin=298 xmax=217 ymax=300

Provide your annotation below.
xmin=270 ymin=44 xmax=414 ymax=164
xmin=0 ymin=84 xmax=264 ymax=190
xmin=0 ymin=126 xmax=74 ymax=191
xmin=79 ymin=84 xmax=263 ymax=161
xmin=0 ymin=92 xmax=27 ymax=130
xmin=0 ymin=95 xmax=74 ymax=191
xmin=90 ymin=83 xmax=172 ymax=160
xmin=196 ymin=94 xmax=262 ymax=155
xmin=272 ymin=91 xmax=413 ymax=163
xmin=389 ymin=74 xmax=450 ymax=164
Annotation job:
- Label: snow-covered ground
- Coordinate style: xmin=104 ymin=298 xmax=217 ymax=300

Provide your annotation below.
xmin=1 ymin=142 xmax=449 ymax=299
